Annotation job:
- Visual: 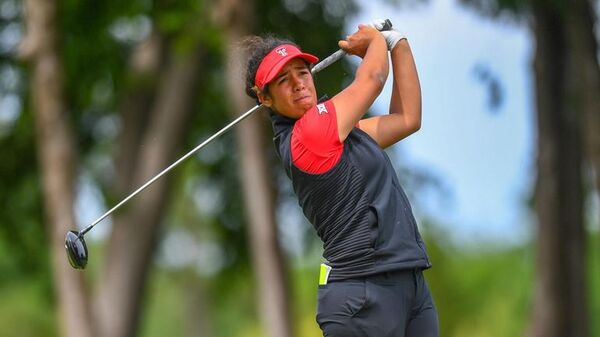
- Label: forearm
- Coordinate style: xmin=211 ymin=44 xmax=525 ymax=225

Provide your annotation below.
xmin=355 ymin=34 xmax=389 ymax=88
xmin=389 ymin=40 xmax=421 ymax=130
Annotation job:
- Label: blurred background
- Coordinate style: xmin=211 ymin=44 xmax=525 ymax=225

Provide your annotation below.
xmin=1 ymin=0 xmax=599 ymax=336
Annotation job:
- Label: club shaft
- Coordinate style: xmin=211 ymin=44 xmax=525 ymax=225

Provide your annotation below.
xmin=311 ymin=49 xmax=346 ymax=74
xmin=79 ymin=104 xmax=261 ymax=236
xmin=78 ymin=49 xmax=343 ymax=237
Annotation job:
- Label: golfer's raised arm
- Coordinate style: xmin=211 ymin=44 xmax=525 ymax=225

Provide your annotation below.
xmin=359 ymin=37 xmax=422 ymax=149
xmin=332 ymin=25 xmax=388 ymax=142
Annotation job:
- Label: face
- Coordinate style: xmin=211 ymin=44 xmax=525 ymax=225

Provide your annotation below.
xmin=258 ymin=58 xmax=317 ymax=119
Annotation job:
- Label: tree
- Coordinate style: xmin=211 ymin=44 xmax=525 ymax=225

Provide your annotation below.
xmin=20 ymin=0 xmax=216 ymax=335
xmin=18 ymin=0 xmax=94 ymax=336
xmin=529 ymin=1 xmax=586 ymax=335
xmin=95 ymin=37 xmax=206 ymax=337
xmin=460 ymin=0 xmax=598 ymax=335
xmin=565 ymin=0 xmax=600 ymax=196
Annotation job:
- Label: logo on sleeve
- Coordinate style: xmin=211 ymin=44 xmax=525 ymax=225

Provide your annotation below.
xmin=317 ymin=103 xmax=328 ymax=115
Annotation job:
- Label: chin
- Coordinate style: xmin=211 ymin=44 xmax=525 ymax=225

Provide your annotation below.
xmin=292 ymin=110 xmax=306 ymax=119
xmin=300 ymin=100 xmax=316 ymax=111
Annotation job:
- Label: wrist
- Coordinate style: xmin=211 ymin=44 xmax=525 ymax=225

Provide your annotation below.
xmin=391 ymin=36 xmax=408 ymax=52
xmin=382 ymin=30 xmax=406 ymax=51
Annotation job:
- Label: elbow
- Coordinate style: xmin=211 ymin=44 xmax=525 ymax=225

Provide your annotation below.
xmin=368 ymin=69 xmax=387 ymax=93
xmin=406 ymin=115 xmax=421 ymax=134
xmin=357 ymin=64 xmax=388 ymax=94
xmin=411 ymin=109 xmax=422 ymax=131
xmin=411 ymin=119 xmax=421 ymax=133
xmin=389 ymin=106 xmax=421 ymax=134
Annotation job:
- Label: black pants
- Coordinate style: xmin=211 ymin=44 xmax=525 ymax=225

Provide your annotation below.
xmin=316 ymin=269 xmax=438 ymax=337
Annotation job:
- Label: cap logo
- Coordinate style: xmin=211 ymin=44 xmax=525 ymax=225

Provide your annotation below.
xmin=275 ymin=47 xmax=288 ymax=57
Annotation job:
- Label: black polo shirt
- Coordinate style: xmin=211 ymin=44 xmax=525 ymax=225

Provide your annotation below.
xmin=271 ymin=103 xmax=431 ymax=281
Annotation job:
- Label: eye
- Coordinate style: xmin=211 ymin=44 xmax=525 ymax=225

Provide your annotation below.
xmin=277 ymin=77 xmax=287 ymax=85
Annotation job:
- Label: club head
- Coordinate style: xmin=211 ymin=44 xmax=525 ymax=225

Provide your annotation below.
xmin=65 ymin=230 xmax=88 ymax=269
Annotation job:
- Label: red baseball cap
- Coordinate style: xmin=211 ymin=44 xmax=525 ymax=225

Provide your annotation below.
xmin=254 ymin=44 xmax=319 ymax=90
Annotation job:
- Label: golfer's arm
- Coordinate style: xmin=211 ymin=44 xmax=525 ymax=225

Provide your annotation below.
xmin=359 ymin=39 xmax=422 ymax=148
xmin=333 ymin=35 xmax=388 ymax=142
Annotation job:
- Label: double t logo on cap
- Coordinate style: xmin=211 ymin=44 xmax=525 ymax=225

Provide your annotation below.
xmin=276 ymin=47 xmax=288 ymax=57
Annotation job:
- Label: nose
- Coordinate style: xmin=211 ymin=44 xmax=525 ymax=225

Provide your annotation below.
xmin=291 ymin=73 xmax=305 ymax=91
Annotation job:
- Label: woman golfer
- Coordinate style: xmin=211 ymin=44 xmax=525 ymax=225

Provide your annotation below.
xmin=243 ymin=23 xmax=438 ymax=337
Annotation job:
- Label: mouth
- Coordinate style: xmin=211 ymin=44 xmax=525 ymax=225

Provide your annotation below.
xmin=294 ymin=95 xmax=311 ymax=104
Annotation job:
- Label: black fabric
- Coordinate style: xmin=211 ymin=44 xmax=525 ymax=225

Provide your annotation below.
xmin=271 ymin=110 xmax=431 ymax=281
xmin=316 ymin=269 xmax=438 ymax=337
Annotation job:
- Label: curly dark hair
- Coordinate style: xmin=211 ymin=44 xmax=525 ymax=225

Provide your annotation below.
xmin=241 ymin=35 xmax=300 ymax=102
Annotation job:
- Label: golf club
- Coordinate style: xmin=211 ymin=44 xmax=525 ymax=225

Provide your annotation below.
xmin=65 ymin=19 xmax=393 ymax=269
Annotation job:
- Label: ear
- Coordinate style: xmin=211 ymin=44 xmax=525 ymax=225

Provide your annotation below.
xmin=256 ymin=88 xmax=273 ymax=108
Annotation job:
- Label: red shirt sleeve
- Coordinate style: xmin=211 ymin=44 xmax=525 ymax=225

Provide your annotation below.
xmin=291 ymin=100 xmax=343 ymax=174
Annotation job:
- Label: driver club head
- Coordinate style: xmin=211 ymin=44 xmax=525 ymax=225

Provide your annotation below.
xmin=65 ymin=230 xmax=88 ymax=269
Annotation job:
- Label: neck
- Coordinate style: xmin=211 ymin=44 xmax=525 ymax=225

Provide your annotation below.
xmin=270 ymin=110 xmax=295 ymax=135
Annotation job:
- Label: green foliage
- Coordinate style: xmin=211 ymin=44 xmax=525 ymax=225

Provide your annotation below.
xmin=0 ymin=0 xmax=50 ymax=288
xmin=137 ymin=231 xmax=600 ymax=337
xmin=0 ymin=103 xmax=50 ymax=283
xmin=1 ymin=233 xmax=597 ymax=337
xmin=140 ymin=271 xmax=187 ymax=337
xmin=425 ymin=229 xmax=533 ymax=337
xmin=0 ymin=278 xmax=57 ymax=337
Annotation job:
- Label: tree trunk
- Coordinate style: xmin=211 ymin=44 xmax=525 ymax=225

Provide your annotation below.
xmin=213 ymin=1 xmax=294 ymax=336
xmin=565 ymin=0 xmax=600 ymax=197
xmin=113 ymin=32 xmax=165 ymax=197
xmin=95 ymin=47 xmax=204 ymax=337
xmin=183 ymin=278 xmax=214 ymax=337
xmin=18 ymin=1 xmax=94 ymax=336
xmin=528 ymin=2 xmax=587 ymax=337
xmin=233 ymin=93 xmax=294 ymax=337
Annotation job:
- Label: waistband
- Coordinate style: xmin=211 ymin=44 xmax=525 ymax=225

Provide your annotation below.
xmin=319 ymin=263 xmax=425 ymax=286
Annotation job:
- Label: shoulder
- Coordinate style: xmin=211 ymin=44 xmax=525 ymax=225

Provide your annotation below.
xmin=290 ymin=99 xmax=344 ymax=174
xmin=293 ymin=100 xmax=338 ymax=142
